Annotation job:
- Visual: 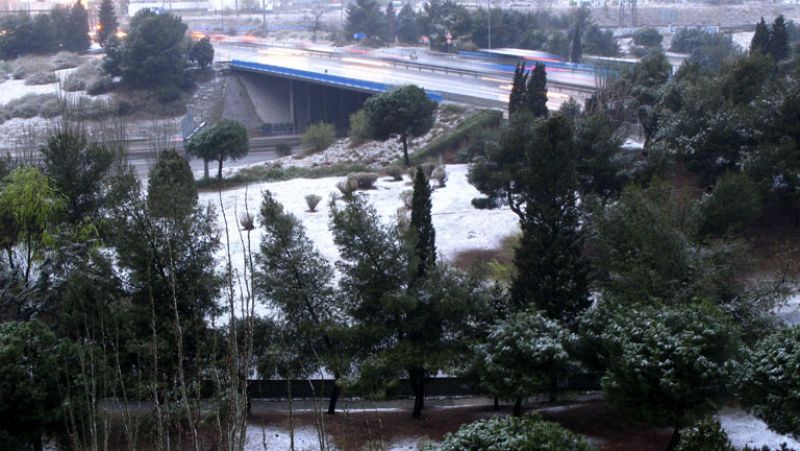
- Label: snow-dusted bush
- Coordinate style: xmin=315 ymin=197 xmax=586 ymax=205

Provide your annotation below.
xmin=50 ymin=52 xmax=84 ymax=70
xmin=305 ymin=194 xmax=322 ymax=212
xmin=408 ymin=162 xmax=436 ymax=180
xmin=336 ymin=177 xmax=358 ymax=199
xmin=433 ymin=415 xmax=591 ymax=451
xmin=62 ymin=75 xmax=86 ymax=92
xmin=471 ymin=197 xmax=499 ymax=210
xmin=471 ymin=311 xmax=577 ymax=411
xmin=676 ymin=417 xmax=734 ymax=451
xmin=739 ymin=326 xmax=800 ymax=437
xmin=348 ymin=172 xmax=379 ymax=190
xmin=74 ymin=98 xmax=111 ymax=120
xmin=400 ymin=190 xmax=413 ymax=209
xmin=39 ymin=97 xmax=64 ymax=119
xmin=25 ymin=72 xmax=57 ymax=85
xmin=302 ymin=122 xmax=336 ymax=154
xmin=86 ymin=76 xmax=113 ymax=95
xmin=6 ymin=94 xmax=56 ymax=118
xmin=385 ymin=164 xmax=404 ymax=181
xmin=431 ymin=166 xmax=447 ymax=188
xmin=601 ymin=302 xmax=739 ymax=434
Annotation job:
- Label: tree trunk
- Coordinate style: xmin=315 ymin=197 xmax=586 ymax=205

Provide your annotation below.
xmin=217 ymin=157 xmax=224 ymax=179
xmin=513 ymin=398 xmax=523 ymax=417
xmin=203 ymin=160 xmax=209 ymax=179
xmin=409 ymin=368 xmax=425 ymax=419
xmin=327 ymin=375 xmax=340 ymax=415
xmin=401 ymin=134 xmax=410 ymax=167
xmin=549 ymin=375 xmax=558 ymax=403
xmin=666 ymin=427 xmax=681 ymax=451
xmin=493 ymin=396 xmax=499 ymax=411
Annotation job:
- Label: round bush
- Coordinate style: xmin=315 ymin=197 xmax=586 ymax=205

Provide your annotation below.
xmin=385 ymin=164 xmax=404 ymax=181
xmin=305 ymin=194 xmax=322 ymax=212
xmin=39 ymin=98 xmax=63 ymax=119
xmin=62 ymin=75 xmax=86 ymax=92
xmin=25 ymin=72 xmax=57 ymax=85
xmin=739 ymin=326 xmax=800 ymax=436
xmin=676 ymin=417 xmax=734 ymax=451
xmin=348 ymin=172 xmax=379 ymax=190
xmin=275 ymin=143 xmax=292 ymax=157
xmin=86 ymin=76 xmax=113 ymax=95
xmin=303 ymin=122 xmax=336 ymax=154
xmin=435 ymin=415 xmax=591 ymax=451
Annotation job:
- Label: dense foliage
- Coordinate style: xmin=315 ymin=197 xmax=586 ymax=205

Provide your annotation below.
xmin=0 ymin=3 xmax=90 ymax=58
xmin=434 ymin=415 xmax=592 ymax=451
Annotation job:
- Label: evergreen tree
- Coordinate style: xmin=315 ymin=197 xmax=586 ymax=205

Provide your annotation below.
xmin=189 ymin=36 xmax=214 ymax=70
xmin=508 ymin=61 xmax=528 ymax=116
xmin=257 ymin=191 xmax=347 ymax=414
xmin=510 ymin=115 xmax=588 ymax=323
xmin=146 ymin=149 xmax=198 ymax=220
xmin=97 ymin=0 xmax=118 ymax=46
xmin=525 ymin=62 xmax=549 ymax=118
xmin=385 ymin=2 xmax=397 ymax=44
xmin=570 ymin=20 xmax=582 ymax=63
xmin=770 ymin=15 xmax=789 ymax=61
xmin=410 ymin=167 xmax=436 ymax=280
xmin=396 ymin=4 xmax=419 ymax=44
xmin=64 ymin=1 xmax=90 ymax=53
xmin=363 ymin=85 xmax=437 ymax=167
xmin=185 ymin=119 xmax=249 ymax=179
xmin=751 ymin=17 xmax=771 ymax=55
xmin=118 ymin=10 xmax=188 ymax=88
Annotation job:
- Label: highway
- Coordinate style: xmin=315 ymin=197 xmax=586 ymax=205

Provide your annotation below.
xmin=215 ymin=42 xmax=594 ymax=110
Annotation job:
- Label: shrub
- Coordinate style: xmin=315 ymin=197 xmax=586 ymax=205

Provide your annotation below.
xmin=739 ymin=326 xmax=800 ymax=437
xmin=50 ymin=52 xmax=83 ymax=70
xmin=431 ymin=166 xmax=447 ymax=187
xmin=408 ymin=162 xmax=436 ymax=180
xmin=275 ymin=143 xmax=292 ymax=157
xmin=633 ymin=27 xmax=663 ymax=48
xmin=676 ymin=417 xmax=734 ymax=451
xmin=39 ymin=97 xmax=63 ymax=118
xmin=62 ymin=75 xmax=86 ymax=92
xmin=471 ymin=197 xmax=499 ymax=209
xmin=385 ymin=164 xmax=404 ymax=181
xmin=303 ymin=122 xmax=336 ymax=154
xmin=113 ymin=99 xmax=134 ymax=116
xmin=5 ymin=94 xmax=55 ymax=118
xmin=86 ymin=76 xmax=113 ymax=95
xmin=349 ymin=109 xmax=371 ymax=146
xmin=348 ymin=172 xmax=379 ymax=189
xmin=699 ymin=172 xmax=762 ymax=237
xmin=434 ymin=415 xmax=591 ymax=451
xmin=401 ymin=190 xmax=413 ymax=209
xmin=412 ymin=109 xmax=502 ymax=164
xmin=336 ymin=177 xmax=358 ymax=199
xmin=305 ymin=194 xmax=322 ymax=212
xmin=25 ymin=72 xmax=57 ymax=85
xmin=74 ymin=98 xmax=111 ymax=120
xmin=157 ymin=86 xmax=182 ymax=104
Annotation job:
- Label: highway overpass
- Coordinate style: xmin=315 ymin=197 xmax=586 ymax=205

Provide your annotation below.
xmin=217 ymin=42 xmax=596 ymax=135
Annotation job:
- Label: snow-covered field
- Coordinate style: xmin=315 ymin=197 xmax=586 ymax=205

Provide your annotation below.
xmin=199 ymin=164 xmax=519 ymax=316
xmin=719 ymin=407 xmax=800 ymax=450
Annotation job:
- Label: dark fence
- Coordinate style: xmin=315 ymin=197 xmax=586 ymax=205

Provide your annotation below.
xmin=245 ymin=374 xmax=601 ymax=399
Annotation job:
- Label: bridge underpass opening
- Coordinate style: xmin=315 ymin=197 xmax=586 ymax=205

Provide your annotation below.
xmin=232 ymin=70 xmax=373 ymax=137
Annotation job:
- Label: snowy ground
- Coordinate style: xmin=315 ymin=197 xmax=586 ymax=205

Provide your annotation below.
xmin=199 ymin=164 xmax=519 ymax=316
xmin=719 ymin=407 xmax=800 ymax=450
xmin=774 ymin=293 xmax=800 ymax=326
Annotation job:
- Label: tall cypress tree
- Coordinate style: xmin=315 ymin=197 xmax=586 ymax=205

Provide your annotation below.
xmin=570 ymin=20 xmax=582 ymax=63
xmin=97 ymin=0 xmax=118 ymax=46
xmin=508 ymin=61 xmax=528 ymax=116
xmin=751 ymin=17 xmax=771 ymax=55
xmin=410 ymin=166 xmax=436 ymax=280
xmin=770 ymin=15 xmax=789 ymax=61
xmin=510 ymin=115 xmax=588 ymax=324
xmin=525 ymin=62 xmax=549 ymax=118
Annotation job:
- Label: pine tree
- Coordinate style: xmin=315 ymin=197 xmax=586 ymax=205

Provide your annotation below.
xmin=385 ymin=2 xmax=397 ymax=44
xmin=751 ymin=17 xmax=771 ymax=55
xmin=510 ymin=115 xmax=588 ymax=324
xmin=770 ymin=15 xmax=789 ymax=61
xmin=410 ymin=167 xmax=436 ymax=280
xmin=508 ymin=61 xmax=528 ymax=116
xmin=64 ymin=1 xmax=90 ymax=53
xmin=571 ymin=20 xmax=582 ymax=63
xmin=97 ymin=0 xmax=118 ymax=46
xmin=525 ymin=62 xmax=549 ymax=118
